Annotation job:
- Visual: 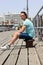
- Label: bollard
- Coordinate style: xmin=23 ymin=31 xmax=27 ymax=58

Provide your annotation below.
xmin=25 ymin=39 xmax=34 ymax=48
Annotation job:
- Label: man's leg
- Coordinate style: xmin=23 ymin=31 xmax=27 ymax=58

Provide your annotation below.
xmin=8 ymin=32 xmax=20 ymax=46
xmin=19 ymin=33 xmax=32 ymax=40
xmin=0 ymin=32 xmax=20 ymax=50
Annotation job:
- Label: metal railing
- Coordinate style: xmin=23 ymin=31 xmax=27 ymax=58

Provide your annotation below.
xmin=32 ymin=6 xmax=43 ymax=41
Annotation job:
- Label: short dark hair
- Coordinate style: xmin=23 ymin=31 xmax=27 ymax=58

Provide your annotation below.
xmin=21 ymin=11 xmax=28 ymax=18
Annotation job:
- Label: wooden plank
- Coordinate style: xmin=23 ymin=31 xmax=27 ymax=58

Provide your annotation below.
xmin=0 ymin=36 xmax=11 ymax=55
xmin=4 ymin=49 xmax=20 ymax=65
xmin=0 ymin=39 xmax=19 ymax=55
xmin=17 ymin=48 xmax=27 ymax=65
xmin=36 ymin=46 xmax=43 ymax=65
xmin=0 ymin=32 xmax=11 ymax=46
xmin=0 ymin=31 xmax=14 ymax=55
xmin=15 ymin=40 xmax=27 ymax=65
xmin=0 ymin=31 xmax=15 ymax=64
xmin=0 ymin=31 xmax=10 ymax=41
xmin=4 ymin=39 xmax=23 ymax=65
xmin=0 ymin=50 xmax=12 ymax=65
xmin=0 ymin=30 xmax=17 ymax=47
xmin=0 ymin=31 xmax=22 ymax=65
xmin=0 ymin=30 xmax=14 ymax=41
xmin=29 ymin=48 xmax=41 ymax=65
xmin=0 ymin=39 xmax=20 ymax=65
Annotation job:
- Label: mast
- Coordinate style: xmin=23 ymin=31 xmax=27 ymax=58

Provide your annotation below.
xmin=27 ymin=0 xmax=29 ymax=17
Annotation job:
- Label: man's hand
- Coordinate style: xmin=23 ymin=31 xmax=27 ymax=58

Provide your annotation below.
xmin=18 ymin=25 xmax=26 ymax=33
xmin=12 ymin=25 xmax=26 ymax=37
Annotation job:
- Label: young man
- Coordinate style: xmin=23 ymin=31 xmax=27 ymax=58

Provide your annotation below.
xmin=0 ymin=11 xmax=34 ymax=50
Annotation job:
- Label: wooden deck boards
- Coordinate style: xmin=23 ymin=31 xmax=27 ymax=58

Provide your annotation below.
xmin=0 ymin=31 xmax=43 ymax=65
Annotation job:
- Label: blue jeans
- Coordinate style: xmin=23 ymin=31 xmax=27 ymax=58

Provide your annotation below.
xmin=19 ymin=33 xmax=33 ymax=40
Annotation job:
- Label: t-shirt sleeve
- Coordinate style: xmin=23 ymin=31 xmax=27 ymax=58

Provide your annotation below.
xmin=23 ymin=21 xmax=28 ymax=27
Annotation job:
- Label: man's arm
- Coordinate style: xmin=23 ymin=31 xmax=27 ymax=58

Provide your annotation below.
xmin=18 ymin=25 xmax=26 ymax=33
xmin=12 ymin=25 xmax=26 ymax=37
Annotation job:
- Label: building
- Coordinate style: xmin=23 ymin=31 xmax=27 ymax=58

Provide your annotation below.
xmin=2 ymin=14 xmax=22 ymax=26
xmin=0 ymin=16 xmax=4 ymax=25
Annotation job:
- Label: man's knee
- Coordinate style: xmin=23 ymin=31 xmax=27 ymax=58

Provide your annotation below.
xmin=14 ymin=32 xmax=19 ymax=37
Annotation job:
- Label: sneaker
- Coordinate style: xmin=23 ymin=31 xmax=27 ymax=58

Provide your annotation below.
xmin=0 ymin=45 xmax=10 ymax=50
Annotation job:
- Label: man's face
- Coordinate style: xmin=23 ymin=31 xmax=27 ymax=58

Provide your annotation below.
xmin=20 ymin=13 xmax=26 ymax=20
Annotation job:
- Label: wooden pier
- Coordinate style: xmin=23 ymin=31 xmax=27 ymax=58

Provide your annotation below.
xmin=0 ymin=31 xmax=43 ymax=65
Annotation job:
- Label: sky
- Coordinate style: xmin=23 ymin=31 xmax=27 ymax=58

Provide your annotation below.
xmin=0 ymin=0 xmax=43 ymax=18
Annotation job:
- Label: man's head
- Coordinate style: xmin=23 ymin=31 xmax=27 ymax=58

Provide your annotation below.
xmin=20 ymin=11 xmax=28 ymax=20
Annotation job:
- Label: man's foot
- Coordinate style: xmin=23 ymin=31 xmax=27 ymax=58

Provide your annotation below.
xmin=0 ymin=45 xmax=10 ymax=50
